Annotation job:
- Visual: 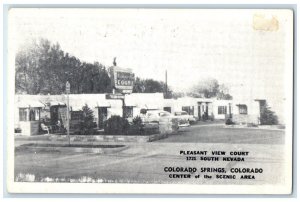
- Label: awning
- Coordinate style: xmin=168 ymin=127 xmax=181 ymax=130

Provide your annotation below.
xmin=124 ymin=93 xmax=164 ymax=108
xmin=124 ymin=99 xmax=137 ymax=107
xmin=96 ymin=100 xmax=111 ymax=108
xmin=18 ymin=100 xmax=45 ymax=108
xmin=69 ymin=100 xmax=85 ymax=111
xmin=236 ymin=104 xmax=247 ymax=107
xmin=143 ymin=104 xmax=160 ymax=110
xmin=49 ymin=101 xmax=66 ymax=106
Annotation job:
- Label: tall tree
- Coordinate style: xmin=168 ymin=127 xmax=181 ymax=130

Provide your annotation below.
xmin=188 ymin=78 xmax=232 ymax=99
xmin=188 ymin=78 xmax=219 ymax=98
xmin=260 ymin=102 xmax=279 ymax=125
xmin=15 ymin=38 xmax=112 ymax=95
xmin=133 ymin=77 xmax=169 ymax=94
xmin=15 ymin=39 xmax=51 ymax=94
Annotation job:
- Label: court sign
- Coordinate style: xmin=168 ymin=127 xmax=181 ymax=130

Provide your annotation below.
xmin=109 ymin=66 xmax=135 ymax=94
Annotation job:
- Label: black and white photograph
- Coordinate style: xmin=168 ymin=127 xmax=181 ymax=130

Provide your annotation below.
xmin=6 ymin=8 xmax=293 ymax=194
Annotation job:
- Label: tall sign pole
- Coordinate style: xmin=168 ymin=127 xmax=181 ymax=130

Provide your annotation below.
xmin=66 ymin=81 xmax=70 ymax=145
xmin=108 ymin=60 xmax=135 ymax=119
xmin=165 ymin=70 xmax=168 ymax=98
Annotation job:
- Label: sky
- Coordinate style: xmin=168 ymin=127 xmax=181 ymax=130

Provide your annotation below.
xmin=9 ymin=9 xmax=293 ymax=118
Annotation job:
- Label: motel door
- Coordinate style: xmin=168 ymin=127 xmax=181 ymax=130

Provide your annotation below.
xmin=98 ymin=107 xmax=108 ymax=129
xmin=202 ymin=104 xmax=209 ymax=120
xmin=50 ymin=106 xmax=59 ymax=124
xmin=198 ymin=105 xmax=201 ymax=120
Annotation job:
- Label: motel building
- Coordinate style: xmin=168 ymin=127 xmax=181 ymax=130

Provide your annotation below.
xmin=14 ymin=93 xmax=266 ymax=136
xmin=14 ymin=62 xmax=269 ymax=136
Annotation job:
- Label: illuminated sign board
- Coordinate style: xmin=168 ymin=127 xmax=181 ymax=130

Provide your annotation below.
xmin=109 ymin=66 xmax=135 ymax=94
xmin=116 ymin=72 xmax=134 ymax=86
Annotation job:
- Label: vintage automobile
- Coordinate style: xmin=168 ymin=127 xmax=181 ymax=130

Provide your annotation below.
xmin=174 ymin=111 xmax=196 ymax=125
xmin=143 ymin=110 xmax=172 ymax=123
xmin=142 ymin=110 xmax=189 ymax=128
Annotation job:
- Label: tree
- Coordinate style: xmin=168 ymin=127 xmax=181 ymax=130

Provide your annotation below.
xmin=171 ymin=92 xmax=185 ymax=99
xmin=217 ymin=84 xmax=233 ymax=100
xmin=133 ymin=77 xmax=165 ymax=93
xmin=15 ymin=38 xmax=112 ymax=95
xmin=132 ymin=77 xmax=145 ymax=93
xmin=78 ymin=104 xmax=96 ymax=135
xmin=260 ymin=102 xmax=279 ymax=125
xmin=189 ymin=78 xmax=219 ymax=98
xmin=15 ymin=39 xmax=51 ymax=94
xmin=132 ymin=77 xmax=175 ymax=98
xmin=79 ymin=62 xmax=112 ymax=94
xmin=188 ymin=78 xmax=232 ymax=99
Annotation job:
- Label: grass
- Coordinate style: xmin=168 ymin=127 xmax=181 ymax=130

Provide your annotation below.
xmin=158 ymin=125 xmax=285 ymax=144
xmin=15 ymin=173 xmax=107 ymax=183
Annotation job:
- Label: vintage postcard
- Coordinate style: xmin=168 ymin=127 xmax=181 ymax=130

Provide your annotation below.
xmin=6 ymin=8 xmax=293 ymax=194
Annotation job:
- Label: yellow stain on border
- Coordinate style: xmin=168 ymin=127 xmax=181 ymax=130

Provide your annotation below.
xmin=253 ymin=13 xmax=279 ymax=31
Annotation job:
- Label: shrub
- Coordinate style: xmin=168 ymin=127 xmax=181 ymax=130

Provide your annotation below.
xmin=260 ymin=103 xmax=279 ymax=125
xmin=127 ymin=122 xmax=159 ymax=135
xmin=127 ymin=125 xmax=142 ymax=135
xmin=15 ymin=128 xmax=22 ymax=133
xmin=128 ymin=116 xmax=144 ymax=135
xmin=104 ymin=115 xmax=130 ymax=135
xmin=132 ymin=116 xmax=143 ymax=126
xmin=76 ymin=104 xmax=97 ymax=135
xmin=225 ymin=118 xmax=234 ymax=125
xmin=104 ymin=115 xmax=159 ymax=136
xmin=143 ymin=123 xmax=159 ymax=135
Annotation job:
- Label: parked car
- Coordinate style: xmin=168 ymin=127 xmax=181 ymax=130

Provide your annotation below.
xmin=141 ymin=109 xmax=190 ymax=128
xmin=142 ymin=110 xmax=171 ymax=123
xmin=141 ymin=110 xmax=179 ymax=133
xmin=174 ymin=111 xmax=196 ymax=125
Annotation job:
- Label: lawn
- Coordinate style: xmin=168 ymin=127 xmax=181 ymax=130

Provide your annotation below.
xmin=158 ymin=125 xmax=285 ymax=144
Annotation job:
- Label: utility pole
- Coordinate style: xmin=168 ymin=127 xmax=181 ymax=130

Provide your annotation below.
xmin=66 ymin=81 xmax=70 ymax=145
xmin=165 ymin=70 xmax=168 ymax=98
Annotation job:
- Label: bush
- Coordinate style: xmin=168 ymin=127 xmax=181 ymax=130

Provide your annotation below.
xmin=260 ymin=102 xmax=279 ymax=125
xmin=225 ymin=118 xmax=235 ymax=125
xmin=132 ymin=116 xmax=143 ymax=126
xmin=76 ymin=104 xmax=97 ymax=135
xmin=104 ymin=115 xmax=130 ymax=135
xmin=127 ymin=125 xmax=143 ymax=135
xmin=128 ymin=116 xmax=144 ymax=135
xmin=104 ymin=115 xmax=159 ymax=136
xmin=15 ymin=128 xmax=22 ymax=133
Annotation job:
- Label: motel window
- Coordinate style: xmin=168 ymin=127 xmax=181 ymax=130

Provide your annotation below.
xmin=19 ymin=108 xmax=28 ymax=121
xmin=163 ymin=107 xmax=171 ymax=113
xmin=71 ymin=111 xmax=83 ymax=120
xmin=190 ymin=106 xmax=194 ymax=115
xmin=29 ymin=108 xmax=40 ymax=121
xmin=238 ymin=105 xmax=248 ymax=115
xmin=218 ymin=106 xmax=227 ymax=114
xmin=124 ymin=106 xmax=133 ymax=118
xmin=20 ymin=108 xmax=40 ymax=121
